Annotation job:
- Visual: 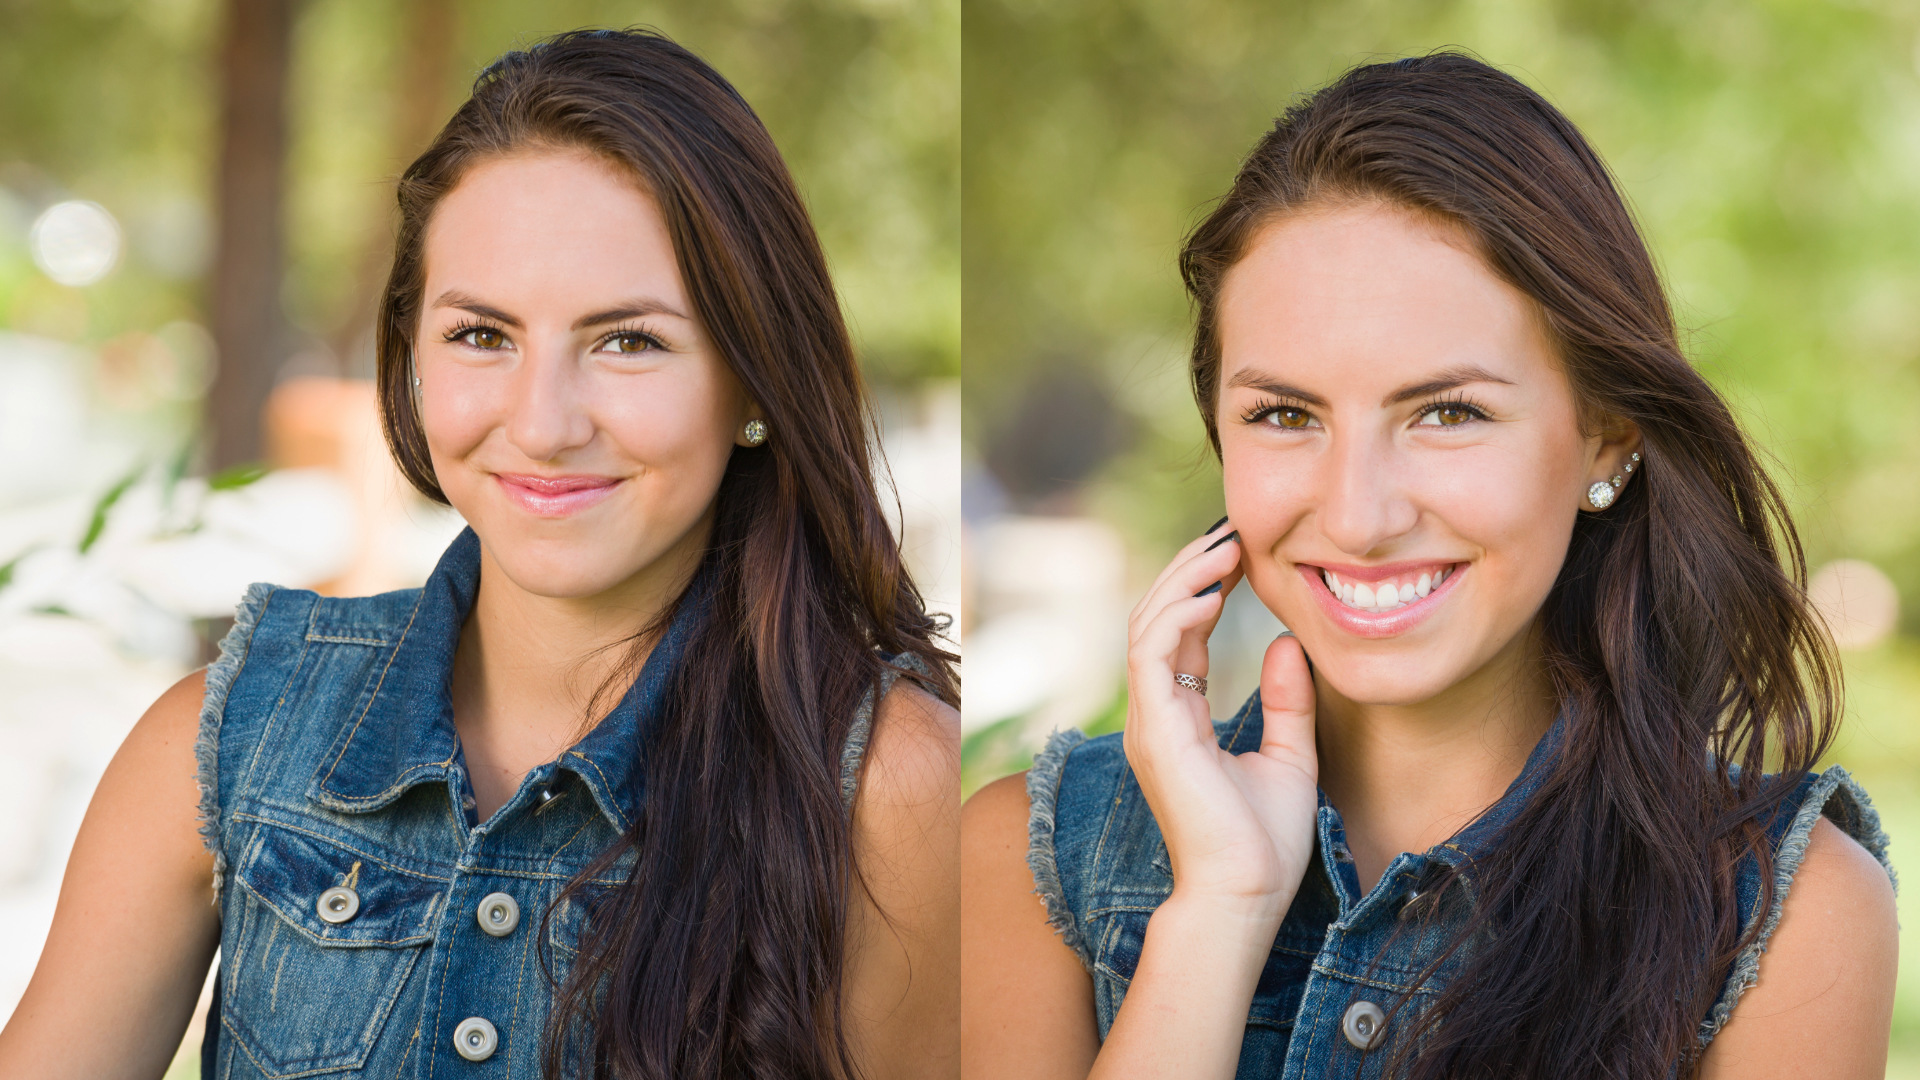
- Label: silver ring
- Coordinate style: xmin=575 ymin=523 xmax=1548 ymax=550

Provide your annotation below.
xmin=1173 ymin=673 xmax=1207 ymax=695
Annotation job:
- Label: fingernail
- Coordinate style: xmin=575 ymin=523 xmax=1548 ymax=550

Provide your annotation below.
xmin=1195 ymin=580 xmax=1223 ymax=598
xmin=1204 ymin=515 xmax=1229 ymax=535
xmin=1204 ymin=529 xmax=1239 ymax=552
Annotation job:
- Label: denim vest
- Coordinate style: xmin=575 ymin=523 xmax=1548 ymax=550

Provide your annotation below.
xmin=194 ymin=528 xmax=915 ymax=1079
xmin=1026 ymin=691 xmax=1892 ymax=1078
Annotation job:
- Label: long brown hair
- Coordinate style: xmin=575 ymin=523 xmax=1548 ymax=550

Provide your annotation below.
xmin=1181 ymin=53 xmax=1838 ymax=1078
xmin=374 ymin=28 xmax=956 ymax=1079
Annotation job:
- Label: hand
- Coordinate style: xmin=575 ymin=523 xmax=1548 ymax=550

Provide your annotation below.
xmin=1122 ymin=521 xmax=1320 ymax=923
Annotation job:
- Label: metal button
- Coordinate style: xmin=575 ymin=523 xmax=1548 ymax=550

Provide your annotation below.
xmin=316 ymin=885 xmax=360 ymax=924
xmin=453 ymin=1016 xmax=498 ymax=1061
xmin=476 ymin=891 xmax=521 ymax=937
xmin=1342 ymin=1000 xmax=1387 ymax=1050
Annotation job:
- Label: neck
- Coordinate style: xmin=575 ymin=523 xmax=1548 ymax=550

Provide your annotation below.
xmin=448 ymin=515 xmax=711 ymax=816
xmin=1312 ymin=622 xmax=1557 ymax=893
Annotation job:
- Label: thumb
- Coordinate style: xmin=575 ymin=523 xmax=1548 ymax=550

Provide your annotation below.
xmin=1258 ymin=631 xmax=1316 ymax=778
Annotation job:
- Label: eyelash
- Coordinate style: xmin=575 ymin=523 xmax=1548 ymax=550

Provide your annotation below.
xmin=443 ymin=319 xmax=505 ymax=348
xmin=440 ymin=320 xmax=670 ymax=354
xmin=1414 ymin=396 xmax=1492 ymax=426
xmin=1239 ymin=395 xmax=1494 ymax=428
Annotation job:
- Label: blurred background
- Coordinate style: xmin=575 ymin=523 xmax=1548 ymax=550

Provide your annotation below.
xmin=960 ymin=0 xmax=1920 ymax=1069
xmin=0 ymin=0 xmax=955 ymax=1074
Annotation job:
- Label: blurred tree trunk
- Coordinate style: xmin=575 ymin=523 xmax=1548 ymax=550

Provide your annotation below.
xmin=326 ymin=0 xmax=459 ymax=377
xmin=207 ymin=0 xmax=299 ymax=469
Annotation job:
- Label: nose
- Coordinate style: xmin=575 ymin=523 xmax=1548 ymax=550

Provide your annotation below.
xmin=1315 ymin=425 xmax=1418 ymax=556
xmin=504 ymin=343 xmax=594 ymax=462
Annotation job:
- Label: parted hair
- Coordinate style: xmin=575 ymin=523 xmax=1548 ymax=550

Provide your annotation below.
xmin=1181 ymin=52 xmax=1839 ymax=1079
xmin=374 ymin=28 xmax=956 ymax=1080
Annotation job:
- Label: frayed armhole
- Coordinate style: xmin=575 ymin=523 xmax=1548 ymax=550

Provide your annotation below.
xmin=195 ymin=582 xmax=276 ymax=905
xmin=1027 ymin=728 xmax=1091 ymax=970
xmin=839 ymin=652 xmax=938 ymax=812
xmin=1696 ymin=765 xmax=1894 ymax=1046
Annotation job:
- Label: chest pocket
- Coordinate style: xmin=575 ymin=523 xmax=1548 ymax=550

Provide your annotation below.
xmin=225 ymin=822 xmax=443 ymax=1078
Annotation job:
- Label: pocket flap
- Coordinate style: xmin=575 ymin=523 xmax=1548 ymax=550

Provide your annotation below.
xmin=233 ymin=822 xmax=444 ymax=947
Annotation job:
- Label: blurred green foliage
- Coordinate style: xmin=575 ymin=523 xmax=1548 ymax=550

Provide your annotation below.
xmin=964 ymin=0 xmax=1920 ymax=606
xmin=0 ymin=0 xmax=957 ymax=383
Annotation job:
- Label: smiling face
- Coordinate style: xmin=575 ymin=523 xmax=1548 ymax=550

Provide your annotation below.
xmin=414 ymin=148 xmax=756 ymax=600
xmin=1216 ymin=200 xmax=1638 ymax=707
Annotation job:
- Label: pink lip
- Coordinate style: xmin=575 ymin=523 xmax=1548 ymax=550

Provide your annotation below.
xmin=493 ymin=472 xmax=623 ymax=517
xmin=1294 ymin=560 xmax=1468 ymax=639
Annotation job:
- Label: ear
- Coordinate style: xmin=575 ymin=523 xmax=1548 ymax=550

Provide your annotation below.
xmin=1579 ymin=415 xmax=1643 ymax=512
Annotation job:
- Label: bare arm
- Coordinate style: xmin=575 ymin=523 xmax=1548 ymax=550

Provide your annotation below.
xmin=843 ymin=680 xmax=961 ymax=1079
xmin=1698 ymin=817 xmax=1898 ymax=1080
xmin=0 ymin=671 xmax=220 ymax=1080
xmin=959 ymin=772 xmax=1100 ymax=1080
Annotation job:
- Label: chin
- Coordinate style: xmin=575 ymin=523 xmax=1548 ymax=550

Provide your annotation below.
xmin=1312 ymin=656 xmax=1463 ymax=708
xmin=475 ymin=525 xmax=653 ymax=599
xmin=1285 ymin=618 xmax=1479 ymax=708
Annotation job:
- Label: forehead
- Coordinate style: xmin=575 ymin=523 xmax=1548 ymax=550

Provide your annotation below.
xmin=422 ymin=148 xmax=685 ymax=308
xmin=1215 ymin=201 xmax=1555 ymax=391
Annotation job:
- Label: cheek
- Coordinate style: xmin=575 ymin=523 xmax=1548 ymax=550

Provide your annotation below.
xmin=591 ymin=364 xmax=739 ymax=465
xmin=418 ymin=368 xmax=502 ymax=461
xmin=1221 ymin=440 xmax=1309 ymax=541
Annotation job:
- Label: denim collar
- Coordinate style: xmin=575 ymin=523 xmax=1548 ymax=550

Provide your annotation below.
xmin=307 ymin=526 xmax=705 ymax=831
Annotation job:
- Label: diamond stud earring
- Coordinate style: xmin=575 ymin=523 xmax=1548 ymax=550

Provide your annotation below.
xmin=1588 ymin=449 xmax=1645 ymax=510
xmin=742 ymin=419 xmax=768 ymax=446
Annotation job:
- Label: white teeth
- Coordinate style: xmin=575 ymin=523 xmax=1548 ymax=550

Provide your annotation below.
xmin=1326 ymin=566 xmax=1458 ymax=613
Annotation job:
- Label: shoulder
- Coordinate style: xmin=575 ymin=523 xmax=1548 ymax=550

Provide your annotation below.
xmin=92 ymin=668 xmax=215 ymax=883
xmin=960 ymin=772 xmax=1036 ymax=908
xmin=855 ymin=678 xmax=960 ymax=825
xmin=1699 ymin=781 xmax=1897 ymax=1077
xmin=136 ymin=667 xmax=210 ymax=754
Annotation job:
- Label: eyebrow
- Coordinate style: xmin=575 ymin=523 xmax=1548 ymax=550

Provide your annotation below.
xmin=430 ymin=290 xmax=689 ymax=330
xmin=1226 ymin=363 xmax=1515 ymax=408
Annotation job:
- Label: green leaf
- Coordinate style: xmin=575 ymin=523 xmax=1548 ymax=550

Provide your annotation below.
xmin=79 ymin=469 xmax=143 ymax=555
xmin=161 ymin=441 xmax=194 ymax=506
xmin=208 ymin=463 xmax=270 ymax=492
xmin=0 ymin=546 xmax=32 ymax=593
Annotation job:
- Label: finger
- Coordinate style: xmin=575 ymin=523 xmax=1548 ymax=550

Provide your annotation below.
xmin=1129 ymin=531 xmax=1243 ymax=642
xmin=1131 ymin=518 xmax=1234 ymax=623
xmin=1131 ymin=591 xmax=1232 ymax=738
xmin=1170 ymin=563 xmax=1244 ymax=681
xmin=1257 ymin=631 xmax=1317 ymax=779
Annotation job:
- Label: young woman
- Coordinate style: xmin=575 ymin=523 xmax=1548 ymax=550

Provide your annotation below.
xmin=962 ymin=54 xmax=1895 ymax=1080
xmin=0 ymin=29 xmax=958 ymax=1080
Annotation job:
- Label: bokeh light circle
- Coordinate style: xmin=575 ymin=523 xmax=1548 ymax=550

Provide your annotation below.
xmin=1808 ymin=559 xmax=1900 ymax=651
xmin=28 ymin=200 xmax=121 ymax=287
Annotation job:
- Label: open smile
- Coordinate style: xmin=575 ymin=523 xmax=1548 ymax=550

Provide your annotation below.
xmin=1295 ymin=560 xmax=1467 ymax=638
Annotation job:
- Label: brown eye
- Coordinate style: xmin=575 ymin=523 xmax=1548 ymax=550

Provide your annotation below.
xmin=609 ymin=332 xmax=653 ymax=353
xmin=460 ymin=327 xmax=504 ymax=349
xmin=1418 ymin=402 xmax=1481 ymax=427
xmin=1269 ymin=407 xmax=1313 ymax=429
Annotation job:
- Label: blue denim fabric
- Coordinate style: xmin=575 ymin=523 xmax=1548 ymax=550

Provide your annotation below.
xmin=1027 ymin=691 xmax=1892 ymax=1078
xmin=192 ymin=528 xmax=721 ymax=1078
